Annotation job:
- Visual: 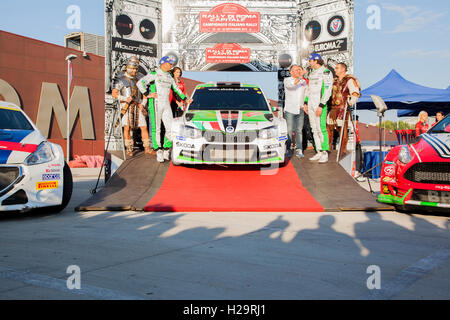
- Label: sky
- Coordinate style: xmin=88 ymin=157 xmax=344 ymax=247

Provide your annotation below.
xmin=1 ymin=0 xmax=449 ymax=123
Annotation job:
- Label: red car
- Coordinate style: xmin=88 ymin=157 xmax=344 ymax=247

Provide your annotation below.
xmin=378 ymin=114 xmax=450 ymax=211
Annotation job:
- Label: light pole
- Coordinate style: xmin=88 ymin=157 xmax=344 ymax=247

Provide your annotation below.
xmin=65 ymin=54 xmax=77 ymax=163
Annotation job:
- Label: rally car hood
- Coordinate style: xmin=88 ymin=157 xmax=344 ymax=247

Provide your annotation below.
xmin=182 ymin=110 xmax=277 ymax=132
xmin=413 ymin=132 xmax=450 ymax=161
xmin=0 ymin=129 xmax=44 ymax=164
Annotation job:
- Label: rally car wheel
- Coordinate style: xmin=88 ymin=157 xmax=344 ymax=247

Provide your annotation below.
xmin=394 ymin=205 xmax=410 ymax=213
xmin=46 ymin=162 xmax=73 ymax=213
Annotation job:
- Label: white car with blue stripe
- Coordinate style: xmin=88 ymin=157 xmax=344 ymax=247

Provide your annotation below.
xmin=0 ymin=101 xmax=72 ymax=213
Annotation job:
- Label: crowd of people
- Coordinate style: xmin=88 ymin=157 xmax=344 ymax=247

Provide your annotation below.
xmin=112 ymin=55 xmax=191 ymax=162
xmin=283 ymin=53 xmax=361 ymax=164
xmin=112 ymin=53 xmax=445 ymax=166
xmin=416 ymin=110 xmax=445 ymax=136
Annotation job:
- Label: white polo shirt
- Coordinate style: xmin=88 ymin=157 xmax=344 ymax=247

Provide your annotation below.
xmin=283 ymin=76 xmax=308 ymax=115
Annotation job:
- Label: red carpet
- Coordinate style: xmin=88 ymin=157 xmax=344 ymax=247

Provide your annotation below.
xmin=144 ymin=162 xmax=324 ymax=212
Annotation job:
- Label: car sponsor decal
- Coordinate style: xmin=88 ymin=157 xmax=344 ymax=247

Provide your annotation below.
xmin=277 ymin=136 xmax=288 ymax=141
xmin=0 ymin=130 xmax=35 ymax=164
xmin=36 ymin=181 xmax=58 ymax=190
xmin=189 ymin=111 xmax=218 ymax=122
xmin=241 ymin=111 xmax=269 ymax=122
xmin=176 ymin=142 xmax=195 ymax=149
xmin=383 ymin=165 xmax=396 ymax=176
xmin=263 ymin=143 xmax=281 ymax=150
xmin=421 ymin=133 xmax=450 ymax=159
xmin=176 ymin=136 xmax=186 ymax=141
xmin=45 ymin=168 xmax=61 ymax=173
xmin=42 ymin=173 xmax=61 ymax=180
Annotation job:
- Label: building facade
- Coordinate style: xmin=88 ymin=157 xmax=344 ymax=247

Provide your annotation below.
xmin=0 ymin=31 xmax=105 ymax=158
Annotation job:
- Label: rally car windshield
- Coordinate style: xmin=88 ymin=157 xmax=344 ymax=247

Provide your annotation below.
xmin=428 ymin=115 xmax=450 ymax=134
xmin=189 ymin=87 xmax=270 ymax=111
xmin=0 ymin=109 xmax=34 ymax=130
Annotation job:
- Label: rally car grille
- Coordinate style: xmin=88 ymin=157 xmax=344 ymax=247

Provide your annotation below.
xmin=0 ymin=166 xmax=21 ymax=194
xmin=404 ymin=162 xmax=450 ymax=184
xmin=203 ymin=144 xmax=258 ymax=162
xmin=203 ymin=130 xmax=257 ymax=143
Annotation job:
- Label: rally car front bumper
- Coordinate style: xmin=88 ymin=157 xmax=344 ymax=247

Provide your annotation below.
xmin=172 ymin=132 xmax=287 ymax=165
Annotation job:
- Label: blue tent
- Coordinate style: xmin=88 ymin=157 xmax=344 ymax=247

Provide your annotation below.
xmin=357 ymin=69 xmax=450 ymax=116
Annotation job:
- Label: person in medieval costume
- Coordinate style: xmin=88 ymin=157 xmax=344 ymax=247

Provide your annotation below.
xmin=112 ymin=56 xmax=153 ymax=157
xmin=327 ymin=62 xmax=361 ymax=155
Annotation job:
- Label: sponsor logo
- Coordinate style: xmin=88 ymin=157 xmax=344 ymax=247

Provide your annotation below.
xmin=384 ymin=165 xmax=395 ymax=176
xmin=305 ymin=20 xmax=321 ymax=41
xmin=36 ymin=181 xmax=58 ymax=190
xmin=45 ymin=169 xmax=61 ymax=173
xmin=115 ymin=14 xmax=134 ymax=36
xmin=226 ymin=126 xmax=235 ymax=133
xmin=112 ymin=37 xmax=157 ymax=57
xmin=176 ymin=136 xmax=186 ymax=141
xmin=277 ymin=136 xmax=288 ymax=142
xmin=139 ymin=19 xmax=156 ymax=40
xmin=310 ymin=38 xmax=348 ymax=54
xmin=245 ymin=111 xmax=263 ymax=118
xmin=327 ymin=15 xmax=345 ymax=37
xmin=176 ymin=142 xmax=195 ymax=149
xmin=49 ymin=164 xmax=62 ymax=167
xmin=382 ymin=176 xmax=395 ymax=183
xmin=42 ymin=174 xmax=61 ymax=181
xmin=264 ymin=143 xmax=281 ymax=150
xmin=436 ymin=185 xmax=450 ymax=191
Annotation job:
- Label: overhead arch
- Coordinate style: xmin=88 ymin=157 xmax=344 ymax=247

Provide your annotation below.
xmin=192 ymin=32 xmax=273 ymax=45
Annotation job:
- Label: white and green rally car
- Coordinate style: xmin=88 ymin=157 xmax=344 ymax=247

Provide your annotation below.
xmin=171 ymin=82 xmax=287 ymax=165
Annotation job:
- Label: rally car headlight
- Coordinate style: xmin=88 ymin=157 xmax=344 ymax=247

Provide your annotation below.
xmin=398 ymin=146 xmax=412 ymax=164
xmin=24 ymin=142 xmax=55 ymax=166
xmin=259 ymin=127 xmax=278 ymax=139
xmin=181 ymin=126 xmax=202 ymax=139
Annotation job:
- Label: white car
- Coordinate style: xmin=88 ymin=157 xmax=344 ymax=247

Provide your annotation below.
xmin=171 ymin=82 xmax=287 ymax=165
xmin=0 ymin=101 xmax=72 ymax=213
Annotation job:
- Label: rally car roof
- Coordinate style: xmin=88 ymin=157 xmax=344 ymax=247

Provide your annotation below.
xmin=196 ymin=82 xmax=260 ymax=89
xmin=0 ymin=100 xmax=21 ymax=111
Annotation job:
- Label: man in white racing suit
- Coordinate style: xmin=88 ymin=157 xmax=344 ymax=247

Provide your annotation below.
xmin=137 ymin=55 xmax=192 ymax=162
xmin=303 ymin=53 xmax=333 ymax=164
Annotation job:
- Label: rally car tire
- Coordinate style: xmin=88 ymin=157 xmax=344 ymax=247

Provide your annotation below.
xmin=394 ymin=204 xmax=410 ymax=213
xmin=46 ymin=162 xmax=73 ymax=213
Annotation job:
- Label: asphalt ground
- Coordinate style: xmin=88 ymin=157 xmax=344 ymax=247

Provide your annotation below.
xmin=0 ymin=168 xmax=449 ymax=301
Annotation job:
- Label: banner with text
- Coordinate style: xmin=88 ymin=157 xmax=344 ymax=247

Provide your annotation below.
xmin=200 ymin=3 xmax=260 ymax=33
xmin=206 ymin=43 xmax=251 ymax=64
